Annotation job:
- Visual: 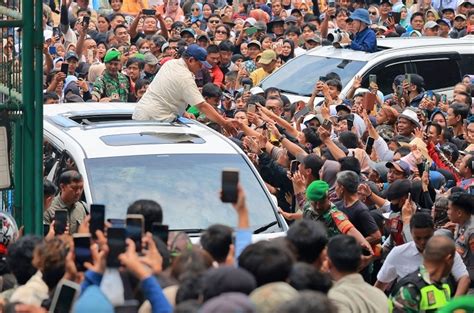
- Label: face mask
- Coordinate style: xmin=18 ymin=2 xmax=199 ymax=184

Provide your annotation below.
xmin=139 ymin=48 xmax=150 ymax=53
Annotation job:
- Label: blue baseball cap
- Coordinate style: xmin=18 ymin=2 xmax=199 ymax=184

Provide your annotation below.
xmin=184 ymin=44 xmax=212 ymax=69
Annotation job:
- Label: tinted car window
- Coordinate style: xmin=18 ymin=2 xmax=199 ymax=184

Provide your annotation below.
xmin=363 ymin=62 xmax=409 ymax=95
xmin=412 ymin=59 xmax=461 ymax=90
xmin=261 ymin=55 xmax=367 ymax=96
xmin=85 ymin=154 xmax=281 ymax=233
xmin=459 ymin=54 xmax=474 ymax=76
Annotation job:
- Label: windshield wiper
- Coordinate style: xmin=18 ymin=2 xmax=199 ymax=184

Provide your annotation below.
xmin=253 ymin=221 xmax=278 ymax=234
xmin=170 ymin=228 xmax=206 ymax=234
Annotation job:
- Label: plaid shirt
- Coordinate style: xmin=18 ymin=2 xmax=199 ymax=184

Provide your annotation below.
xmin=92 ymin=71 xmax=130 ymax=102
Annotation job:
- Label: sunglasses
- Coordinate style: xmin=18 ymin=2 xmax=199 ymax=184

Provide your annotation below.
xmin=191 ymin=8 xmax=200 ymax=11
xmin=216 ymin=30 xmax=228 ymax=34
xmin=369 ymin=11 xmax=377 ymax=15
xmin=209 ymin=20 xmax=220 ymax=23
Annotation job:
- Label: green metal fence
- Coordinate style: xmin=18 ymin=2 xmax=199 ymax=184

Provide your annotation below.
xmin=0 ymin=0 xmax=44 ymax=235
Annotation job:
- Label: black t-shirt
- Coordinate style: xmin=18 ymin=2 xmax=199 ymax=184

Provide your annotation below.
xmin=335 ymin=200 xmax=379 ymax=238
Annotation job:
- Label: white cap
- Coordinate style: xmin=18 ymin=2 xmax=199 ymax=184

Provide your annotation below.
xmin=424 ymin=20 xmax=439 ymax=29
xmin=44 ymin=29 xmax=53 ymax=41
xmin=303 ymin=114 xmax=323 ymax=124
xmin=244 ymin=17 xmax=257 ymax=26
xmin=398 ymin=109 xmax=420 ymax=127
xmin=250 ymin=86 xmax=264 ymax=95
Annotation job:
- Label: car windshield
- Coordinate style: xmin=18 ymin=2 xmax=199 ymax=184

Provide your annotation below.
xmin=85 ymin=154 xmax=281 ymax=233
xmin=261 ymin=55 xmax=367 ymax=96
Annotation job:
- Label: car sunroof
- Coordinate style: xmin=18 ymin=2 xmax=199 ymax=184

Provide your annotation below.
xmin=100 ymin=132 xmax=205 ymax=146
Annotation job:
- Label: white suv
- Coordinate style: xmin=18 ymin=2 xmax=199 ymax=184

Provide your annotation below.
xmin=261 ymin=37 xmax=474 ymax=104
xmin=43 ymin=102 xmax=288 ymax=239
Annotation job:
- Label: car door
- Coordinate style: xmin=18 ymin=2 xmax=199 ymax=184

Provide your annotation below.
xmin=361 ymin=59 xmax=412 ymax=96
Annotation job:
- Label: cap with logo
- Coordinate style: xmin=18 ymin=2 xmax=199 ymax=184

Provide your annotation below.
xmin=65 ymin=51 xmax=79 ymax=61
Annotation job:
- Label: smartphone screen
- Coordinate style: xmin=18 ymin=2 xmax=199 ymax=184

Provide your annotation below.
xmin=60 ymin=62 xmax=69 ymax=75
xmin=43 ymin=224 xmax=50 ymax=237
xmin=346 ymin=115 xmax=354 ymax=131
xmin=405 ymin=73 xmax=411 ymax=85
xmin=441 ymin=94 xmax=447 ymax=103
xmin=50 ymin=281 xmax=79 ymax=313
xmin=243 ymin=84 xmax=251 ymax=93
xmin=73 ymin=234 xmax=92 ymax=272
xmin=469 ymin=185 xmax=474 ymax=195
xmin=142 ymin=9 xmax=156 ymax=15
xmin=328 ymin=0 xmax=335 ymax=7
xmin=245 ymin=26 xmax=258 ymax=36
xmin=49 ymin=46 xmax=57 ymax=55
xmin=82 ymin=16 xmax=90 ymax=27
xmin=54 ymin=210 xmax=68 ymax=235
xmin=52 ymin=27 xmax=60 ymax=37
xmin=126 ymin=215 xmax=144 ymax=253
xmin=107 ymin=218 xmax=126 ymax=228
xmin=107 ymin=227 xmax=126 ymax=267
xmin=366 ymin=137 xmax=375 ymax=155
xmin=290 ymin=160 xmax=300 ymax=175
xmin=369 ymin=74 xmax=377 ymax=85
xmin=221 ymin=169 xmax=239 ymax=203
xmin=151 ymin=223 xmax=169 ymax=244
xmin=89 ymin=204 xmax=105 ymax=239
xmin=248 ymin=103 xmax=256 ymax=113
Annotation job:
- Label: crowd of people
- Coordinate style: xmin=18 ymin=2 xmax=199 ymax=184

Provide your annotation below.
xmin=1 ymin=0 xmax=474 ymax=312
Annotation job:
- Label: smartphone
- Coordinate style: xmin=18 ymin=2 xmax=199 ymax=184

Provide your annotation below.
xmin=43 ymin=224 xmax=50 ymax=237
xmin=245 ymin=26 xmax=258 ymax=36
xmin=107 ymin=218 xmax=126 ymax=228
xmin=60 ymin=62 xmax=69 ymax=75
xmin=366 ymin=136 xmax=375 ymax=155
xmin=49 ymin=46 xmax=57 ymax=55
xmin=52 ymin=26 xmax=60 ymax=37
xmin=126 ymin=214 xmax=144 ymax=253
xmin=469 ymin=185 xmax=474 ymax=195
xmin=107 ymin=227 xmax=126 ymax=267
xmin=290 ymin=160 xmax=300 ymax=175
xmin=426 ymin=90 xmax=434 ymax=100
xmin=295 ymin=107 xmax=310 ymax=121
xmin=90 ymin=204 xmax=105 ymax=240
xmin=319 ymin=76 xmax=327 ymax=82
xmin=369 ymin=74 xmax=377 ymax=85
xmin=391 ymin=12 xmax=401 ymax=24
xmin=142 ymin=9 xmax=156 ymax=15
xmin=405 ymin=73 xmax=411 ymax=85
xmin=221 ymin=169 xmax=239 ymax=203
xmin=73 ymin=234 xmax=92 ymax=272
xmin=441 ymin=94 xmax=447 ymax=103
xmin=248 ymin=103 xmax=256 ymax=113
xmin=424 ymin=161 xmax=430 ymax=173
xmin=243 ymin=84 xmax=251 ymax=93
xmin=115 ymin=300 xmax=140 ymax=313
xmin=151 ymin=223 xmax=169 ymax=244
xmin=82 ymin=16 xmax=90 ymax=27
xmin=388 ymin=11 xmax=393 ymax=18
xmin=49 ymin=279 xmax=80 ymax=313
xmin=328 ymin=0 xmax=335 ymax=8
xmin=397 ymin=85 xmax=404 ymax=99
xmin=346 ymin=114 xmax=354 ymax=131
xmin=322 ymin=119 xmax=332 ymax=131
xmin=54 ymin=209 xmax=68 ymax=235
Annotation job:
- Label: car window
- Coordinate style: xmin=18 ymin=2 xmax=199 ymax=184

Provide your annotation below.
xmin=363 ymin=62 xmax=409 ymax=95
xmin=412 ymin=59 xmax=461 ymax=90
xmin=85 ymin=154 xmax=282 ymax=233
xmin=261 ymin=55 xmax=367 ymax=96
xmin=459 ymin=54 xmax=474 ymax=76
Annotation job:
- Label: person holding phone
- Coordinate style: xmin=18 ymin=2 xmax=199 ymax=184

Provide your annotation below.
xmin=133 ymin=44 xmax=239 ymax=134
xmin=91 ymin=49 xmax=130 ymax=102
xmin=43 ymin=170 xmax=88 ymax=234
xmin=339 ymin=9 xmax=377 ymax=53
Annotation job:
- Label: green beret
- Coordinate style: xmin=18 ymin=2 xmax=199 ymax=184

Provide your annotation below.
xmin=306 ymin=180 xmax=329 ymax=202
xmin=104 ymin=49 xmax=121 ymax=63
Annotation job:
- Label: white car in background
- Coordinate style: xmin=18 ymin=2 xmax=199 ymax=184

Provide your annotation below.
xmin=43 ymin=102 xmax=288 ymax=240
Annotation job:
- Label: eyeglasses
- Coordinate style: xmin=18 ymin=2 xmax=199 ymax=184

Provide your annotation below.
xmin=369 ymin=11 xmax=377 ymax=15
xmin=216 ymin=30 xmax=228 ymax=34
xmin=209 ymin=20 xmax=220 ymax=24
xmin=191 ymin=8 xmax=200 ymax=11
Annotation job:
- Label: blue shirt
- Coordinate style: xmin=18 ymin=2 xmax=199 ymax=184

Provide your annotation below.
xmin=348 ymin=27 xmax=377 ymax=53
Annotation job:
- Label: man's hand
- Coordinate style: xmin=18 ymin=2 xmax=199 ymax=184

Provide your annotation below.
xmin=140 ymin=232 xmax=163 ymax=275
xmin=223 ymin=119 xmax=240 ymax=136
xmin=267 ymin=121 xmax=282 ymax=139
xmin=119 ymin=239 xmax=152 ymax=281
xmin=318 ymin=126 xmax=331 ymax=142
xmin=84 ymin=230 xmax=108 ymax=274
xmin=291 ymin=170 xmax=307 ymax=194
xmin=326 ymin=6 xmax=336 ymax=17
xmin=352 ymin=76 xmax=362 ymax=90
xmin=357 ymin=183 xmax=372 ymax=202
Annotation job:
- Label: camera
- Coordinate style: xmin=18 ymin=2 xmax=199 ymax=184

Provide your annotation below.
xmin=328 ymin=29 xmax=351 ymax=43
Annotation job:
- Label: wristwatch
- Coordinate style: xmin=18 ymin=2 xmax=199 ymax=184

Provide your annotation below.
xmin=278 ymin=134 xmax=286 ymax=142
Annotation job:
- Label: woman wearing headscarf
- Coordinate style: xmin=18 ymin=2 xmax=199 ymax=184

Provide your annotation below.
xmin=279 ymin=39 xmax=295 ymax=63
xmin=164 ymin=0 xmax=185 ymax=22
xmin=368 ymin=5 xmax=380 ymax=24
xmin=393 ymin=5 xmax=410 ymax=29
xmin=190 ymin=3 xmax=204 ymax=23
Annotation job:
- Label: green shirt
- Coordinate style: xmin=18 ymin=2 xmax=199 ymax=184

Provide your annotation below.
xmin=92 ymin=71 xmax=130 ymax=102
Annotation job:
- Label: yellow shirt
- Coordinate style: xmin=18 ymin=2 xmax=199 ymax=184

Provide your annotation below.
xmin=122 ymin=0 xmax=148 ymax=15
xmin=249 ymin=68 xmax=270 ymax=86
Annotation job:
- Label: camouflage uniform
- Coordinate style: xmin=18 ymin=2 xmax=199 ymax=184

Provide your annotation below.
xmin=303 ymin=202 xmax=355 ymax=237
xmin=92 ymin=71 xmax=130 ymax=102
xmin=454 ymin=216 xmax=474 ymax=285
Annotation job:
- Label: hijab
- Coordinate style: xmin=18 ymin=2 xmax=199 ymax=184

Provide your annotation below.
xmin=191 ymin=3 xmax=204 ymax=23
xmin=279 ymin=39 xmax=295 ymax=63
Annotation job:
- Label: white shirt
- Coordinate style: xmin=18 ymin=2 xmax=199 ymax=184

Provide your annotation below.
xmin=133 ymin=58 xmax=205 ymax=122
xmin=377 ymin=241 xmax=468 ymax=283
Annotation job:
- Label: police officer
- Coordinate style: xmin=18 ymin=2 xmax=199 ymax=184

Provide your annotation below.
xmin=389 ymin=235 xmax=456 ymax=313
xmin=447 ymin=192 xmax=474 ymax=290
